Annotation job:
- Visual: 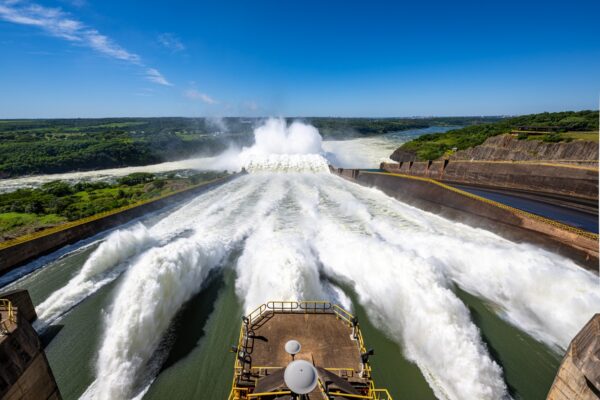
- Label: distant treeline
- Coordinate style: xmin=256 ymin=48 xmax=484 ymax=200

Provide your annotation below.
xmin=0 ymin=118 xmax=248 ymax=178
xmin=306 ymin=116 xmax=501 ymax=138
xmin=395 ymin=110 xmax=599 ymax=161
xmin=0 ymin=116 xmax=499 ymax=178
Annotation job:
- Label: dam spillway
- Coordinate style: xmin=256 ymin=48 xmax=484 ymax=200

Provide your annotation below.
xmin=1 ymin=167 xmax=598 ymax=399
xmin=0 ymin=120 xmax=598 ymax=400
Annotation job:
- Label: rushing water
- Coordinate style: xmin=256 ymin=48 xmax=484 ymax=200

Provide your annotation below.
xmin=1 ymin=119 xmax=598 ymax=400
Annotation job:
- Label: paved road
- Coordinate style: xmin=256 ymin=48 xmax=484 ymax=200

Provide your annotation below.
xmin=451 ymin=184 xmax=599 ymax=233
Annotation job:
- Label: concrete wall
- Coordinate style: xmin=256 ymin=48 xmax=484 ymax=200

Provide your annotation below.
xmin=0 ymin=291 xmax=36 ymax=324
xmin=334 ymin=169 xmax=599 ymax=271
xmin=381 ymin=160 xmax=598 ymax=201
xmin=0 ymin=290 xmax=61 ymax=400
xmin=0 ymin=174 xmax=239 ymax=275
xmin=547 ymin=314 xmax=600 ymax=400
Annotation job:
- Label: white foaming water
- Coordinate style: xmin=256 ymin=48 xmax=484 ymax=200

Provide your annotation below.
xmin=0 ymin=158 xmax=222 ymax=193
xmin=321 ymin=177 xmax=600 ymax=350
xmin=34 ymin=177 xmax=261 ymax=327
xmin=235 ymin=177 xmax=350 ymax=312
xmin=323 ymin=136 xmax=397 ymax=168
xmin=214 ymin=118 xmax=331 ymax=173
xmin=292 ymin=176 xmax=508 ymax=399
xmin=35 ymin=224 xmax=155 ymax=327
xmin=85 ymin=177 xmax=288 ymax=400
xmin=244 ymin=154 xmax=330 ymax=173
xmin=322 ymin=126 xmax=460 ymax=168
xmin=43 ymin=118 xmax=597 ymax=400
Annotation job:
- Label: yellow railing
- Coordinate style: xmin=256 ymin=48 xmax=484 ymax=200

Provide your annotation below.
xmin=228 ymin=301 xmax=393 ymax=400
xmin=0 ymin=299 xmax=16 ymax=334
xmin=333 ymin=304 xmax=355 ymax=325
xmin=247 ymin=390 xmax=291 ymax=398
xmin=370 ymin=389 xmax=394 ymax=400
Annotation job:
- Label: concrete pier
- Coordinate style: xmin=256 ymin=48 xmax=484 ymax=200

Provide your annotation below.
xmin=547 ymin=314 xmax=600 ymax=400
xmin=0 ymin=290 xmax=61 ymax=400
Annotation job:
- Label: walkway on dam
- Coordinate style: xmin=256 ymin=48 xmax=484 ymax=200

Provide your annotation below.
xmin=449 ymin=183 xmax=599 ymax=233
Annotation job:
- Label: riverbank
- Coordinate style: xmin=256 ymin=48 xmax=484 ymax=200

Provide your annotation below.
xmin=0 ymin=173 xmax=240 ymax=275
xmin=390 ymin=110 xmax=599 ymax=162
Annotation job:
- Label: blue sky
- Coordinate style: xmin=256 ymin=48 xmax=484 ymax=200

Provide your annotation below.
xmin=0 ymin=0 xmax=599 ymax=118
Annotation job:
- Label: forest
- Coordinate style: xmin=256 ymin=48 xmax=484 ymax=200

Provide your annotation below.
xmin=0 ymin=116 xmax=499 ymax=178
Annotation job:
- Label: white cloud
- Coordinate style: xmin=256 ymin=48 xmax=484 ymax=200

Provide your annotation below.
xmin=185 ymin=89 xmax=217 ymax=104
xmin=158 ymin=33 xmax=185 ymax=52
xmin=86 ymin=30 xmax=140 ymax=63
xmin=0 ymin=1 xmax=170 ymax=85
xmin=146 ymin=68 xmax=171 ymax=86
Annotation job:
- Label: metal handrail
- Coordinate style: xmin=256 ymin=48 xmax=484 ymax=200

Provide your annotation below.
xmin=228 ymin=301 xmax=394 ymax=400
xmin=0 ymin=299 xmax=17 ymax=334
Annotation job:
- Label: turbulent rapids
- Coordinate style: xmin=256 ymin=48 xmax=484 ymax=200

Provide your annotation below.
xmin=15 ymin=119 xmax=600 ymax=400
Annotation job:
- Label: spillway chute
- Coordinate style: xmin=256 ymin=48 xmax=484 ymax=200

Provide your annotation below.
xmin=243 ymin=154 xmax=331 ymax=174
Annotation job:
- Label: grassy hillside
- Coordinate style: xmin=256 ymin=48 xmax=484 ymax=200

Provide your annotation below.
xmin=0 ymin=171 xmax=227 ymax=241
xmin=395 ymin=110 xmax=599 ymax=161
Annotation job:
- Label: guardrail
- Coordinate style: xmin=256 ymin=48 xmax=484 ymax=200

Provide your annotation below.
xmin=0 ymin=299 xmax=16 ymax=334
xmin=228 ymin=300 xmax=392 ymax=400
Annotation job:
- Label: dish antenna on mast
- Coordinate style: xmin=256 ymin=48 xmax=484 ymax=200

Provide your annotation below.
xmin=284 ymin=359 xmax=318 ymax=398
xmin=285 ymin=339 xmax=301 ymax=360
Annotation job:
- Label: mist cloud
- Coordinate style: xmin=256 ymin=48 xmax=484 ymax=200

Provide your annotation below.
xmin=185 ymin=89 xmax=217 ymax=104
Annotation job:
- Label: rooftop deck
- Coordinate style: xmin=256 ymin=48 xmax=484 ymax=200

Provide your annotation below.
xmin=250 ymin=312 xmax=361 ymax=371
xmin=229 ymin=301 xmax=393 ymax=400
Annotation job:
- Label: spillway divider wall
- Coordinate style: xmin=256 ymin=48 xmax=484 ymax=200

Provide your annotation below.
xmin=366 ymin=171 xmax=598 ymax=240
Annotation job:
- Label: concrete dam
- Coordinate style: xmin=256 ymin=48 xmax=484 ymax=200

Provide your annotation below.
xmin=0 ymin=119 xmax=599 ymax=400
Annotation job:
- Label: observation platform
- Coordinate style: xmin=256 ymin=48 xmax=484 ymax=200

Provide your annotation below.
xmin=229 ymin=301 xmax=393 ymax=400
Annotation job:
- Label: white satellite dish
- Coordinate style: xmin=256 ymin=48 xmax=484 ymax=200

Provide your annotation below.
xmin=284 ymin=360 xmax=318 ymax=395
xmin=285 ymin=339 xmax=302 ymax=356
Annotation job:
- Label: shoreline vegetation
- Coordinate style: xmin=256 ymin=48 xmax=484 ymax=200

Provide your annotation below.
xmin=393 ymin=110 xmax=599 ymax=161
xmin=0 ymin=171 xmax=228 ymax=243
xmin=0 ymin=116 xmax=500 ymax=178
